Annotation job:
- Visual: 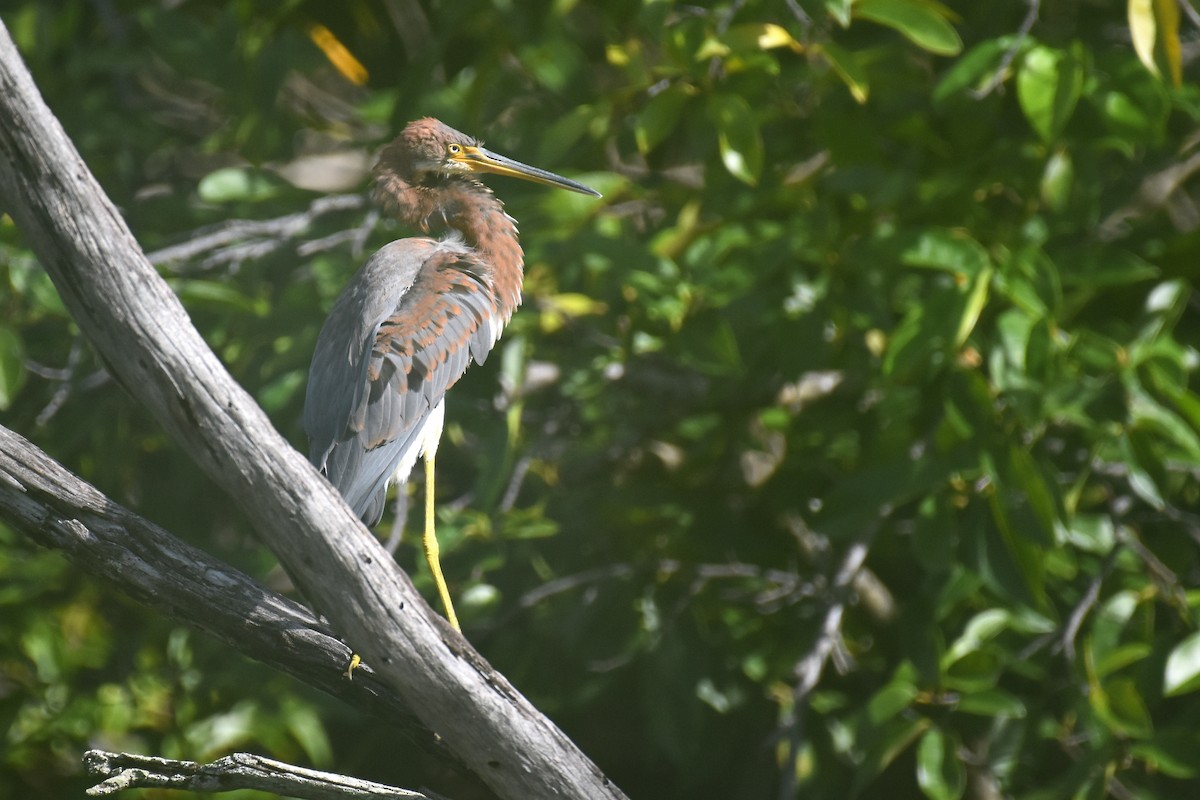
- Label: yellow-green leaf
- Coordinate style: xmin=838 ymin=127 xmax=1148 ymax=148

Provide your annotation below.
xmin=956 ymin=266 xmax=992 ymax=346
xmin=1155 ymin=0 xmax=1182 ymax=86
xmin=816 ymin=39 xmax=873 ymax=102
xmin=1017 ymin=44 xmax=1084 ymax=143
xmin=854 ymin=0 xmax=963 ymax=56
xmin=817 ymin=41 xmax=869 ymax=103
xmin=635 ymin=83 xmax=693 ymax=154
xmin=1128 ymin=0 xmax=1158 ymax=77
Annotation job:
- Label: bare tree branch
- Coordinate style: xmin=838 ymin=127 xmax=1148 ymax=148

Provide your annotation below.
xmin=0 ymin=22 xmax=625 ymax=800
xmin=146 ymin=193 xmax=371 ymax=273
xmin=776 ymin=529 xmax=876 ymax=800
xmin=83 ymin=750 xmax=448 ymax=800
xmin=0 ymin=424 xmax=440 ymax=750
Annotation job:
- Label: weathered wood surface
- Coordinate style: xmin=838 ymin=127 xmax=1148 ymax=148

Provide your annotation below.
xmin=84 ymin=749 xmax=446 ymax=799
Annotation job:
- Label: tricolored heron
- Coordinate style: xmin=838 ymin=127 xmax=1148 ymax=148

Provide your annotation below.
xmin=304 ymin=118 xmax=600 ymax=631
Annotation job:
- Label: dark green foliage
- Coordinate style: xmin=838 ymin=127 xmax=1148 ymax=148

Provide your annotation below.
xmin=2 ymin=1 xmax=1199 ymax=797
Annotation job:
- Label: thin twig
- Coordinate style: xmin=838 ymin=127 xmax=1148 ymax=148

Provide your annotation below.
xmin=777 ymin=530 xmax=875 ymax=800
xmin=147 ymin=193 xmax=370 ymax=272
xmin=1116 ymin=524 xmax=1188 ymax=609
xmin=518 ymin=563 xmax=636 ymax=609
xmin=970 ymin=0 xmax=1041 ymax=99
xmin=83 ymin=750 xmax=448 ymax=800
xmin=1180 ymin=0 xmax=1200 ymax=31
xmin=28 ymin=338 xmax=81 ymax=425
xmin=1058 ymin=549 xmax=1118 ymax=664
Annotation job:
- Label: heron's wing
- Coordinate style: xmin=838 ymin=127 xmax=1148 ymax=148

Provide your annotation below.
xmin=304 ymin=238 xmax=503 ymax=525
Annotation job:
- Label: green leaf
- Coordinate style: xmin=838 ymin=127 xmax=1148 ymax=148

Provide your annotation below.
xmin=1017 ymin=44 xmax=1084 ymax=143
xmin=1094 ymin=677 xmax=1154 ymax=738
xmin=817 ymin=40 xmax=869 ymax=103
xmin=900 ymin=228 xmax=991 ymax=277
xmin=1058 ymin=249 xmax=1159 ymax=288
xmin=954 ymin=688 xmax=1027 ymax=718
xmin=1131 ymin=732 xmax=1200 ymax=778
xmin=854 ymin=0 xmax=963 ymax=56
xmin=1005 ymin=443 xmax=1059 ymax=544
xmin=1062 ymin=514 xmax=1116 ymax=554
xmin=707 ymin=94 xmax=763 ymax=185
xmin=635 ymin=84 xmax=693 ymax=154
xmin=981 ymin=488 xmax=1047 ymax=607
xmin=956 ymin=267 xmax=991 ymax=346
xmin=867 ymin=669 xmax=919 ymax=724
xmin=916 ymin=728 xmax=967 ymax=800
xmin=1095 ymin=643 xmax=1151 ymax=678
xmin=933 ymin=36 xmax=1020 ymax=103
xmin=1091 ymin=590 xmax=1139 ymax=660
xmin=943 ymin=609 xmax=1011 ymax=666
xmin=1040 ymin=149 xmax=1073 ymax=212
xmin=1164 ymin=630 xmax=1200 ymax=696
xmin=852 ymin=717 xmax=931 ymax=795
xmin=826 ymin=0 xmax=853 ymax=27
xmin=0 ymin=325 xmax=26 ymax=411
xmin=170 ymin=280 xmax=268 ymax=316
xmin=197 ymin=167 xmax=284 ymax=203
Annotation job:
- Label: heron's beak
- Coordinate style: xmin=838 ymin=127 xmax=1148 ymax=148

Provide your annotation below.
xmin=453 ymin=145 xmax=601 ymax=197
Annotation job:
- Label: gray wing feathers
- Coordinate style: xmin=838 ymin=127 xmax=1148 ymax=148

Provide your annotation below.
xmin=303 ymin=237 xmax=504 ymax=526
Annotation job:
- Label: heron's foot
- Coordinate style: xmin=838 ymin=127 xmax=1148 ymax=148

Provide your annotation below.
xmin=344 ymin=653 xmax=362 ymax=679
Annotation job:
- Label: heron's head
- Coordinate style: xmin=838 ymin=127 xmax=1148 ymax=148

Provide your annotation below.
xmin=380 ymin=117 xmax=600 ymax=197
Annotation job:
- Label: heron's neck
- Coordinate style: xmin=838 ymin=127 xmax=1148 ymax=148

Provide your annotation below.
xmin=447 ymin=183 xmax=525 ymax=322
xmin=375 ymin=174 xmax=525 ymax=323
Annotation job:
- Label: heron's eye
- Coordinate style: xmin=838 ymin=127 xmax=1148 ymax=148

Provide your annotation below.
xmin=447 ymin=143 xmax=462 ymax=155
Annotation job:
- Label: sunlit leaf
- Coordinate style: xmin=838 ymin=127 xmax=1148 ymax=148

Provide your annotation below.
xmin=1128 ymin=0 xmax=1158 ymax=77
xmin=197 ymin=167 xmax=284 ymax=203
xmin=1128 ymin=0 xmax=1181 ymax=85
xmin=826 ymin=0 xmax=853 ymax=27
xmin=1040 ymin=149 xmax=1073 ymax=212
xmin=916 ymin=728 xmax=966 ymax=800
xmin=899 ymin=228 xmax=991 ymax=276
xmin=1017 ymin=44 xmax=1084 ymax=143
xmin=306 ymin=23 xmax=367 ymax=85
xmin=956 ymin=267 xmax=991 ymax=346
xmin=707 ymin=94 xmax=763 ymax=185
xmin=1155 ymin=0 xmax=1182 ymax=87
xmin=854 ymin=0 xmax=963 ymax=56
xmin=1164 ymin=631 xmax=1200 ymax=696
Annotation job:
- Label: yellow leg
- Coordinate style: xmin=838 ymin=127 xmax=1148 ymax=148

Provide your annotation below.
xmin=343 ymin=653 xmax=361 ymax=680
xmin=423 ymin=452 xmax=460 ymax=631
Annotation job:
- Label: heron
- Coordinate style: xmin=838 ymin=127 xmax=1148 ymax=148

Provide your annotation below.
xmin=303 ymin=118 xmax=600 ymax=632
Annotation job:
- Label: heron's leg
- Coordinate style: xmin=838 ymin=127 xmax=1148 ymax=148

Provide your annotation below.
xmin=423 ymin=452 xmax=460 ymax=631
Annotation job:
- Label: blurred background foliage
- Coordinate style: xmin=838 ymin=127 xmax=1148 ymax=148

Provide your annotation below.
xmin=2 ymin=0 xmax=1200 ymax=798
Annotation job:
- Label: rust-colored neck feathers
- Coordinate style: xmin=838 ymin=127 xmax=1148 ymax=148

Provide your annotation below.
xmin=372 ymin=134 xmax=524 ymax=322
